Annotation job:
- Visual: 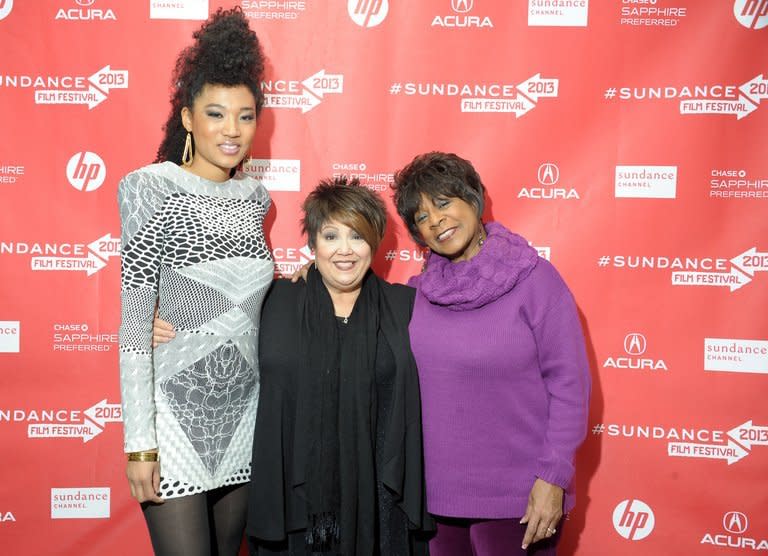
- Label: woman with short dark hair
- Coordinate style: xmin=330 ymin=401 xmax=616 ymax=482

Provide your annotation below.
xmin=392 ymin=152 xmax=591 ymax=556
xmin=246 ymin=177 xmax=433 ymax=555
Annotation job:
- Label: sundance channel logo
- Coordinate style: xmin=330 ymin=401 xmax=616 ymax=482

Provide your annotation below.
xmin=615 ymin=165 xmax=677 ymax=199
xmin=704 ymin=338 xmax=768 ymax=374
xmin=244 ymin=158 xmax=300 ymax=191
xmin=51 ymin=487 xmax=110 ymax=519
xmin=528 ymin=0 xmax=588 ymax=27
xmin=0 ymin=321 xmax=20 ymax=353
xmin=150 ymin=0 xmax=208 ymax=20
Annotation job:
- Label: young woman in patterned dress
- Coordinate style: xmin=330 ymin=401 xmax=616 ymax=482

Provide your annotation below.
xmin=117 ymin=8 xmax=272 ymax=555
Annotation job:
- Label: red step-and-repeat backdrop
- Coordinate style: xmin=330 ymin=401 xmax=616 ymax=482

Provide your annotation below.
xmin=1 ymin=1 xmax=767 ymax=554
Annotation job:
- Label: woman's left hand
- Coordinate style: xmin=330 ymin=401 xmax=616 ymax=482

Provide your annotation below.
xmin=520 ymin=478 xmax=563 ymax=549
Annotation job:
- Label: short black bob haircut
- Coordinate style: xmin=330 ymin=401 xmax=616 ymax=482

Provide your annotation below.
xmin=392 ymin=152 xmax=486 ymax=246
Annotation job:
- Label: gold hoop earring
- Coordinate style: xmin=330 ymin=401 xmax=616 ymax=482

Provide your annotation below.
xmin=182 ymin=132 xmax=193 ymax=166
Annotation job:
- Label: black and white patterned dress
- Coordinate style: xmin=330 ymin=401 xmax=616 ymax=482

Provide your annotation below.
xmin=118 ymin=161 xmax=273 ymax=499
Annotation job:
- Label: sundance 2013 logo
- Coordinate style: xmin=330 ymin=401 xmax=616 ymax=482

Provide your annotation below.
xmin=0 ymin=65 xmax=128 ymax=110
xmin=0 ymin=400 xmax=122 ymax=443
xmin=262 ymin=69 xmax=343 ymax=113
xmin=595 ymin=246 xmax=767 ymax=293
xmin=603 ymin=75 xmax=768 ymax=120
xmin=389 ymin=73 xmax=559 ymax=117
xmin=591 ymin=420 xmax=767 ymax=465
xmin=0 ymin=233 xmax=120 ymax=276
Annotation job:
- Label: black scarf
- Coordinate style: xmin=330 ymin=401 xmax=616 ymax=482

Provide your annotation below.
xmin=295 ymin=267 xmax=380 ymax=555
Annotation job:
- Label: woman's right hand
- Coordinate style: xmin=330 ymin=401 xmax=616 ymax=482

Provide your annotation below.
xmin=126 ymin=455 xmax=164 ymax=504
xmin=152 ymin=312 xmax=176 ymax=347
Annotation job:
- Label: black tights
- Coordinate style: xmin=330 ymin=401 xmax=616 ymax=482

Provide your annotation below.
xmin=142 ymin=483 xmax=249 ymax=556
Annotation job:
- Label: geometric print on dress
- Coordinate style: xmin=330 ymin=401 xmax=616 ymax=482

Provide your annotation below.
xmin=160 ymin=341 xmax=256 ymax=475
xmin=161 ymin=194 xmax=271 ymax=269
xmin=158 ymin=267 xmax=238 ymax=331
xmin=119 ymin=287 xmax=161 ymax=354
xmin=118 ymin=171 xmax=185 ymax=248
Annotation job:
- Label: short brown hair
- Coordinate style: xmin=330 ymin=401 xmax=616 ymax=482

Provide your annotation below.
xmin=302 ymin=177 xmax=387 ymax=253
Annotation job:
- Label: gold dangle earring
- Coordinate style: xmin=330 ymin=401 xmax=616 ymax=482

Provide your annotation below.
xmin=182 ymin=132 xmax=193 ymax=166
xmin=241 ymin=152 xmax=251 ymax=172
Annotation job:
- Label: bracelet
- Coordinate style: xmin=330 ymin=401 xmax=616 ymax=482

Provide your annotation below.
xmin=127 ymin=451 xmax=159 ymax=462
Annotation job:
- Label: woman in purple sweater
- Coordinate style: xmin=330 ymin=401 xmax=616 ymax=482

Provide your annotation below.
xmin=391 ymin=152 xmax=591 ymax=555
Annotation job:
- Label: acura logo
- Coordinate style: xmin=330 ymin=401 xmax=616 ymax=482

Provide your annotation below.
xmin=537 ymin=163 xmax=560 ymax=186
xmin=623 ymin=333 xmax=647 ymax=356
xmin=451 ymin=0 xmax=473 ymax=13
xmin=723 ymin=511 xmax=748 ymax=534
xmin=75 ymin=0 xmax=96 ymax=6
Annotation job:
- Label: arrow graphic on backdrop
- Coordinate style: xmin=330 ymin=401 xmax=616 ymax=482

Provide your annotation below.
xmin=680 ymin=96 xmax=758 ymax=120
xmin=730 ymin=247 xmax=768 ymax=277
xmin=667 ymin=440 xmax=749 ymax=465
xmin=516 ymin=73 xmax=559 ymax=102
xmin=460 ymin=93 xmax=535 ymax=117
xmin=30 ymin=252 xmax=107 ymax=276
xmin=87 ymin=233 xmax=121 ymax=261
xmin=739 ymin=74 xmax=768 ymax=105
xmin=27 ymin=422 xmax=101 ymax=443
xmin=728 ymin=421 xmax=768 ymax=450
xmin=83 ymin=399 xmax=122 ymax=428
xmin=88 ymin=65 xmax=129 ymax=94
xmin=34 ymin=86 xmax=108 ymax=110
xmin=264 ymin=91 xmax=321 ymax=114
xmin=24 ymin=400 xmax=122 ymax=443
xmin=671 ymin=267 xmax=751 ymax=292
xmin=301 ymin=69 xmax=344 ymax=98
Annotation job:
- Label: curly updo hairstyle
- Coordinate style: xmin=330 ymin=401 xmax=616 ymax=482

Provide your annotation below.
xmin=155 ymin=7 xmax=266 ymax=165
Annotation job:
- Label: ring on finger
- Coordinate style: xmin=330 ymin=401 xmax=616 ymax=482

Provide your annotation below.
xmin=547 ymin=528 xmax=556 ymax=535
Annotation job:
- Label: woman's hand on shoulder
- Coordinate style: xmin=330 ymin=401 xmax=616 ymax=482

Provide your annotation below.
xmin=289 ymin=260 xmax=313 ymax=283
xmin=520 ymin=478 xmax=563 ymax=549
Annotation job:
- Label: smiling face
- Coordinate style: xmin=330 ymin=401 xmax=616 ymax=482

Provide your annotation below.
xmin=415 ymin=193 xmax=484 ymax=262
xmin=314 ymin=219 xmax=373 ymax=296
xmin=181 ymin=83 xmax=256 ymax=182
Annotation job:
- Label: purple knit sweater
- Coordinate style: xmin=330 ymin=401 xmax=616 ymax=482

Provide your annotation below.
xmin=408 ymin=222 xmax=591 ymax=519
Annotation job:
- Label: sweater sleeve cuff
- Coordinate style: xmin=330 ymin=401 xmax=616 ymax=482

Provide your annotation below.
xmin=535 ymin=451 xmax=575 ymax=490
